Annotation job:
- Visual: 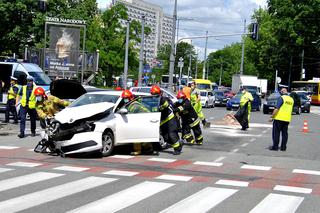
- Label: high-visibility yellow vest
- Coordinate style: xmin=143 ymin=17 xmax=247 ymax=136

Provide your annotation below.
xmin=274 ymin=95 xmax=294 ymax=122
xmin=20 ymin=86 xmax=36 ymax=109
xmin=8 ymin=84 xmax=18 ymax=100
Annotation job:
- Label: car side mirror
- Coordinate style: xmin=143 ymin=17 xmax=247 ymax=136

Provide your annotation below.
xmin=119 ymin=108 xmax=128 ymax=115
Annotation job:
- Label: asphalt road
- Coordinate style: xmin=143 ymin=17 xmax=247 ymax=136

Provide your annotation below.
xmin=0 ymin=105 xmax=319 ymax=213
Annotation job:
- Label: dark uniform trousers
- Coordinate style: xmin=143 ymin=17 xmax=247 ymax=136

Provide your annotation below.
xmin=160 ymin=117 xmax=180 ymax=146
xmin=272 ymin=119 xmax=289 ymax=150
xmin=20 ymin=105 xmax=37 ymax=134
xmin=5 ymin=99 xmax=18 ymax=123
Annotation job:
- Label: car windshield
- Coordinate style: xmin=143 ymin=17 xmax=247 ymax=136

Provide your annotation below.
xmin=215 ymin=91 xmax=224 ymax=96
xmin=69 ymin=94 xmax=119 ymax=107
xmin=197 ymin=84 xmax=211 ymax=90
xmin=29 ymin=72 xmax=51 ymax=85
xmin=268 ymin=93 xmax=280 ymax=100
xmin=200 ymin=91 xmax=207 ymax=96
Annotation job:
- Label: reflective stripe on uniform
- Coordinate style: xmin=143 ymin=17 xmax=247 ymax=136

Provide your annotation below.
xmin=196 ymin=135 xmax=203 ymax=141
xmin=172 ymin=141 xmax=180 ymax=148
xmin=274 ymin=95 xmax=294 ymax=122
xmin=190 ymin=118 xmax=200 ymax=127
xmin=178 ymin=106 xmax=184 ymax=111
xmin=8 ymin=85 xmax=18 ymax=100
xmin=183 ymin=133 xmax=192 ymax=139
xmin=160 ymin=113 xmax=174 ymax=126
xmin=160 ymin=101 xmax=169 ymax=111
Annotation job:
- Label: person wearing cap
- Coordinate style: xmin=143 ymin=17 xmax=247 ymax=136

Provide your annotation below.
xmin=190 ymin=82 xmax=210 ymax=127
xmin=268 ymin=87 xmax=294 ymax=151
xmin=239 ymin=87 xmax=253 ymax=130
xmin=5 ymin=77 xmax=19 ymax=123
xmin=16 ymin=76 xmax=37 ymax=138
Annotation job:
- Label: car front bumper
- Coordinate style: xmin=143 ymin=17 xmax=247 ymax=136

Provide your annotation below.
xmin=56 ymin=131 xmax=103 ymax=155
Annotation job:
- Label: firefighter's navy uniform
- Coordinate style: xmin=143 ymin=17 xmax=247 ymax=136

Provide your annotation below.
xmin=174 ymin=93 xmax=203 ymax=144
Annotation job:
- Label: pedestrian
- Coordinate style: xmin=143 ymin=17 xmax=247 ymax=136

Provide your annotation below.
xmin=269 ymin=87 xmax=294 ymax=151
xmin=239 ymin=87 xmax=253 ymax=130
xmin=5 ymin=77 xmax=19 ymax=123
xmin=120 ymin=90 xmax=154 ymax=155
xmin=15 ymin=76 xmax=37 ymax=138
xmin=190 ymin=82 xmax=210 ymax=127
xmin=174 ymin=91 xmax=203 ymax=145
xmin=150 ymin=85 xmax=183 ymax=155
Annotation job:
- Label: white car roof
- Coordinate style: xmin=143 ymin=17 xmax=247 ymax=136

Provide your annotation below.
xmin=86 ymin=90 xmax=150 ymax=96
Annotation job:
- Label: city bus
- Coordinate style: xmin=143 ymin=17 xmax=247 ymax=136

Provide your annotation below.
xmin=292 ymin=80 xmax=320 ymax=105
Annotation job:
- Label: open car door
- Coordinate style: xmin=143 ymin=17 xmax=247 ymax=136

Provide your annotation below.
xmin=115 ymin=96 xmax=160 ymax=143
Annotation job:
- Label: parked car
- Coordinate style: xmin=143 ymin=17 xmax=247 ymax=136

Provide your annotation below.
xmin=298 ymin=93 xmax=311 ymax=113
xmin=227 ymin=92 xmax=261 ymax=111
xmin=213 ymin=90 xmax=228 ymax=106
xmin=263 ymin=92 xmax=304 ymax=114
xmin=130 ymin=86 xmax=177 ymax=103
xmin=49 ymin=90 xmax=161 ymax=157
xmin=199 ymin=90 xmax=215 ymax=108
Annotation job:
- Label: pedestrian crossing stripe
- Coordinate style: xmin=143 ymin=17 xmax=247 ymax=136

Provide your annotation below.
xmin=0 ymin=176 xmax=117 ymax=212
xmin=0 ymin=146 xmax=19 ymax=149
xmin=160 ymin=187 xmax=238 ymax=213
xmin=0 ymin=172 xmax=64 ymax=192
xmin=67 ymin=181 xmax=174 ymax=213
xmin=0 ymin=169 xmax=312 ymax=213
xmin=0 ymin=168 xmax=14 ymax=173
xmin=249 ymin=193 xmax=304 ymax=213
xmin=6 ymin=161 xmax=42 ymax=167
xmin=53 ymin=166 xmax=90 ymax=172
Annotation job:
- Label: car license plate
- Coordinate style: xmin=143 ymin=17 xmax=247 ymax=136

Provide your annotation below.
xmin=232 ymin=104 xmax=239 ymax=107
xmin=269 ymin=106 xmax=274 ymax=109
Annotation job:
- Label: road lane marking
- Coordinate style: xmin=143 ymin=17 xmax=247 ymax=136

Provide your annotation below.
xmin=241 ymin=165 xmax=271 ymax=171
xmin=273 ymin=185 xmax=312 ymax=194
xmin=103 ymin=170 xmax=139 ymax=176
xmin=0 ymin=176 xmax=117 ymax=212
xmin=53 ymin=166 xmax=90 ymax=172
xmin=214 ymin=156 xmax=226 ymax=162
xmin=109 ymin=155 xmax=134 ymax=159
xmin=0 ymin=168 xmax=14 ymax=173
xmin=293 ymin=169 xmax=320 ymax=176
xmin=148 ymin=157 xmax=176 ymax=163
xmin=241 ymin=143 xmax=249 ymax=147
xmin=156 ymin=174 xmax=192 ymax=182
xmin=250 ymin=138 xmax=256 ymax=142
xmin=0 ymin=172 xmax=64 ymax=192
xmin=231 ymin=149 xmax=239 ymax=153
xmin=249 ymin=193 xmax=304 ymax=213
xmin=250 ymin=123 xmax=273 ymax=128
xmin=160 ymin=187 xmax=237 ymax=213
xmin=193 ymin=161 xmax=223 ymax=167
xmin=215 ymin=179 xmax=249 ymax=187
xmin=6 ymin=162 xmax=42 ymax=167
xmin=68 ymin=181 xmax=174 ymax=213
xmin=0 ymin=146 xmax=19 ymax=149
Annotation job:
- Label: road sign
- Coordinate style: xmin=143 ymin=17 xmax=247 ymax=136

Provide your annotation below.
xmin=178 ymin=62 xmax=184 ymax=68
xmin=151 ymin=74 xmax=155 ymax=79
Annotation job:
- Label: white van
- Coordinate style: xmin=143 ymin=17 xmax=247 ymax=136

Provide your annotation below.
xmin=0 ymin=62 xmax=51 ymax=111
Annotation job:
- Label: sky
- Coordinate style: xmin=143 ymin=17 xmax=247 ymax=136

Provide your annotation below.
xmin=97 ymin=0 xmax=267 ymax=59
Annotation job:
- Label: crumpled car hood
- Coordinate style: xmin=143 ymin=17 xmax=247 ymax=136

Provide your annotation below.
xmin=55 ymin=102 xmax=115 ymax=124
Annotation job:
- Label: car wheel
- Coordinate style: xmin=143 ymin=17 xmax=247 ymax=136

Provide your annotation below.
xmin=263 ymin=107 xmax=268 ymax=114
xmin=101 ymin=130 xmax=114 ymax=157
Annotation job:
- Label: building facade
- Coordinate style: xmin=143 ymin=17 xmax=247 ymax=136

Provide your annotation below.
xmin=113 ymin=0 xmax=173 ymax=64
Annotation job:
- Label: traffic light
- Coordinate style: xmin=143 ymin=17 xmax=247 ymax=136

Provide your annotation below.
xmin=250 ymin=23 xmax=259 ymax=40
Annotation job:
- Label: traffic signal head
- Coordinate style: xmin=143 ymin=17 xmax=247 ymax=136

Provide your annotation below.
xmin=250 ymin=23 xmax=259 ymax=40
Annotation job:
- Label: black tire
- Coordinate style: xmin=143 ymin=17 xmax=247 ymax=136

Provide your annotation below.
xmin=263 ymin=107 xmax=268 ymax=114
xmin=101 ymin=130 xmax=114 ymax=157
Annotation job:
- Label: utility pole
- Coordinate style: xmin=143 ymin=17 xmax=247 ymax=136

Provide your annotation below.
xmin=123 ymin=20 xmax=130 ymax=89
xmin=219 ymin=60 xmax=223 ymax=86
xmin=168 ymin=0 xmax=178 ymax=92
xmin=300 ymin=48 xmax=304 ymax=80
xmin=240 ymin=19 xmax=246 ymax=75
xmin=195 ymin=51 xmax=198 ymax=79
xmin=202 ymin=30 xmax=208 ymax=79
xmin=188 ymin=45 xmax=192 ymax=81
xmin=138 ymin=15 xmax=145 ymax=86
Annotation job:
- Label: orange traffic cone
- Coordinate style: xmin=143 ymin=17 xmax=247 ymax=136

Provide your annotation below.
xmin=302 ymin=120 xmax=309 ymax=133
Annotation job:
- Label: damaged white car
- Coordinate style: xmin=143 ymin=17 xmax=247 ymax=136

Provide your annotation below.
xmin=36 ymin=89 xmax=161 ymax=157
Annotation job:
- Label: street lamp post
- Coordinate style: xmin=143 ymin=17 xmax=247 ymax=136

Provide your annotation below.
xmin=202 ymin=30 xmax=208 ymax=79
xmin=168 ymin=0 xmax=177 ymax=92
xmin=123 ymin=20 xmax=130 ymax=89
xmin=178 ymin=57 xmax=184 ymax=85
